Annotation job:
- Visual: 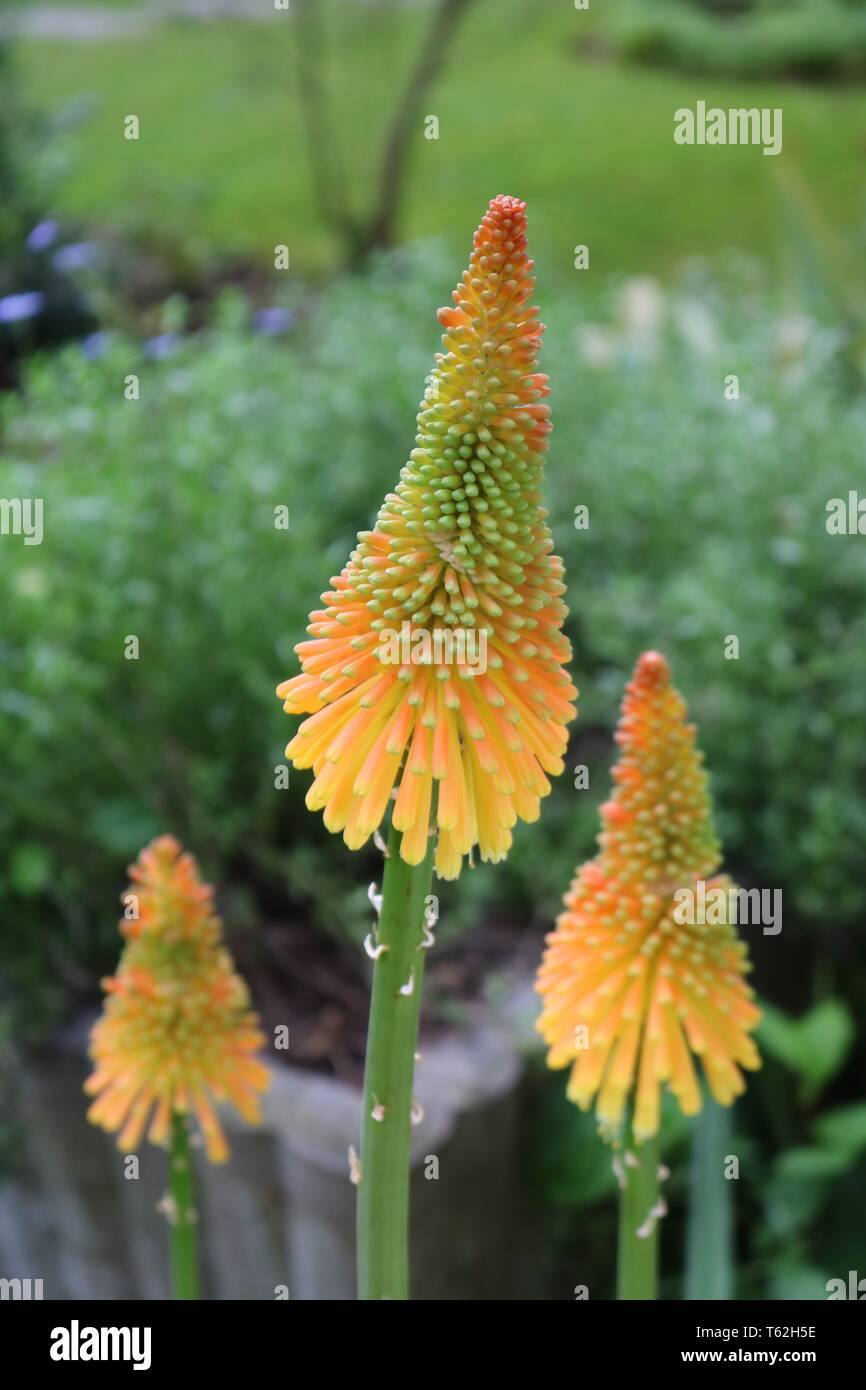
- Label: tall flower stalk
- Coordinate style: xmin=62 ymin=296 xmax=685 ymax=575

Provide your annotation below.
xmin=536 ymin=652 xmax=760 ymax=1300
xmin=84 ymin=835 xmax=269 ymax=1300
xmin=356 ymin=812 xmax=437 ymax=1299
xmin=169 ymin=1111 xmax=199 ymax=1300
xmin=277 ymin=194 xmax=576 ymax=1299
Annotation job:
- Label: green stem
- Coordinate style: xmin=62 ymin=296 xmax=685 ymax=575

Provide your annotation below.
xmin=356 ymin=809 xmax=436 ymax=1300
xmin=685 ymin=1097 xmax=733 ymax=1300
xmin=617 ymin=1125 xmax=661 ymax=1300
xmin=169 ymin=1111 xmax=200 ymax=1300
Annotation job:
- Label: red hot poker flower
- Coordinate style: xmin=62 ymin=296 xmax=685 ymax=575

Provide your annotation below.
xmin=536 ymin=652 xmax=760 ymax=1139
xmin=85 ymin=835 xmax=269 ymax=1163
xmin=277 ymin=195 xmax=576 ymax=879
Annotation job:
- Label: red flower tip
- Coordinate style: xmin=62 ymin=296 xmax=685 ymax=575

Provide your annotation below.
xmin=473 ymin=194 xmax=528 ymax=254
xmin=633 ymin=650 xmax=670 ymax=685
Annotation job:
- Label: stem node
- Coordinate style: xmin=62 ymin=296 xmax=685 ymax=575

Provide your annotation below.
xmin=617 ymin=1126 xmax=661 ymax=1301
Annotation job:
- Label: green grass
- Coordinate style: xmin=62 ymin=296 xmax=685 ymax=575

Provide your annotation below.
xmin=16 ymin=0 xmax=866 ymax=276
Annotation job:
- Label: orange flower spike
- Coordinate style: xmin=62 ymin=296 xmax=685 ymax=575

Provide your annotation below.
xmin=536 ymin=652 xmax=760 ymax=1141
xmin=278 ymin=195 xmax=576 ymax=878
xmin=85 ymin=836 xmax=269 ymax=1163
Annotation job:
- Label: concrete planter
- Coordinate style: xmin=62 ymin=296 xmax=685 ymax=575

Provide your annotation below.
xmin=0 ymin=985 xmax=549 ymax=1300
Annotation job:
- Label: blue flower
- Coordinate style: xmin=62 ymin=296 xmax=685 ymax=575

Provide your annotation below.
xmin=0 ymin=292 xmax=45 ymax=324
xmin=53 ymin=242 xmax=98 ymax=273
xmin=251 ymin=306 xmax=294 ymax=336
xmin=144 ymin=332 xmax=182 ymax=360
xmin=26 ymin=221 xmax=60 ymax=253
xmin=82 ymin=332 xmax=111 ymax=360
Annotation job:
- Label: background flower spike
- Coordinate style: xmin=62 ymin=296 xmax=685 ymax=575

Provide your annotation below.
xmin=535 ymin=650 xmax=761 ymax=1143
xmin=85 ymin=834 xmax=269 ymax=1165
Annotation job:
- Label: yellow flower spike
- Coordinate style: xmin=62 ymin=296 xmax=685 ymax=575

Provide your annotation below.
xmin=277 ymin=195 xmax=577 ymax=877
xmin=536 ymin=651 xmax=761 ymax=1141
xmin=85 ymin=835 xmax=269 ymax=1164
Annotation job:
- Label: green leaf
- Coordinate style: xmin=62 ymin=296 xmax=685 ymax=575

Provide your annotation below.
xmin=85 ymin=799 xmax=164 ymax=857
xmin=684 ymin=1097 xmax=733 ymax=1300
xmin=812 ymin=1104 xmax=866 ymax=1161
xmin=9 ymin=844 xmax=52 ymax=896
xmin=531 ymin=1079 xmax=619 ymax=1210
xmin=768 ymin=1262 xmax=833 ymax=1302
xmin=762 ymin=1154 xmax=833 ymax=1241
xmin=775 ymin=1146 xmax=849 ymax=1182
xmin=757 ymin=999 xmax=854 ymax=1102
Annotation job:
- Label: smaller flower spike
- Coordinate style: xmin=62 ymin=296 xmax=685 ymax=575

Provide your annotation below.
xmin=85 ymin=836 xmax=269 ymax=1163
xmin=277 ymin=195 xmax=576 ymax=879
xmin=535 ymin=652 xmax=760 ymax=1140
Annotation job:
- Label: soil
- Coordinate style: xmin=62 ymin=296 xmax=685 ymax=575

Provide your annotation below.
xmin=235 ymin=914 xmax=545 ymax=1088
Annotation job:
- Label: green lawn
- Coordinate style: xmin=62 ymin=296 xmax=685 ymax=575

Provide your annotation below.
xmin=17 ymin=0 xmax=866 ymax=277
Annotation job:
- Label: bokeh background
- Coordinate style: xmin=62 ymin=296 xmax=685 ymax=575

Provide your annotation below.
xmin=1 ymin=0 xmax=865 ymax=1300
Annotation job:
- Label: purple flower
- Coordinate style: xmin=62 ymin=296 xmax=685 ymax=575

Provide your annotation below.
xmin=26 ymin=221 xmax=60 ymax=253
xmin=53 ymin=242 xmax=97 ymax=273
xmin=144 ymin=332 xmax=181 ymax=360
xmin=252 ymin=306 xmax=294 ymax=336
xmin=82 ymin=332 xmax=111 ymax=360
xmin=0 ymin=292 xmax=45 ymax=325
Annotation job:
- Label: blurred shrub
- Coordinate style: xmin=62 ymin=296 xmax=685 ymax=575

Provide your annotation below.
xmin=0 ymin=23 xmax=98 ymax=381
xmin=554 ymin=269 xmax=866 ymax=934
xmin=0 ymin=245 xmax=865 ymax=1027
xmin=745 ymin=997 xmax=866 ymax=1298
xmin=0 ymin=30 xmax=35 ymax=269
xmin=602 ymin=0 xmax=866 ymax=80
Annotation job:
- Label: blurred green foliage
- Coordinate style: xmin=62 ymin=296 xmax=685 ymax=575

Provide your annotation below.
xmin=0 ymin=21 xmax=43 ymax=278
xmin=1 ymin=245 xmax=865 ymax=1032
xmin=755 ymin=996 xmax=866 ymax=1297
xmin=606 ymin=0 xmax=866 ymax=79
